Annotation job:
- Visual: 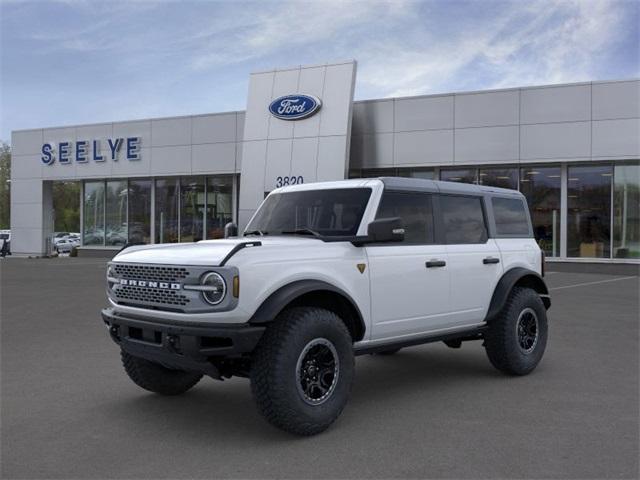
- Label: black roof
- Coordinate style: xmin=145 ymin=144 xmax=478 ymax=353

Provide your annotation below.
xmin=378 ymin=177 xmax=523 ymax=198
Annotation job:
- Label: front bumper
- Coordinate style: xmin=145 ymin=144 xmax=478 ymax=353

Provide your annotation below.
xmin=101 ymin=308 xmax=265 ymax=378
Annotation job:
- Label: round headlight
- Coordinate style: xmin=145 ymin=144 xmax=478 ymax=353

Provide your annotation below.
xmin=107 ymin=265 xmax=116 ymax=290
xmin=201 ymin=272 xmax=226 ymax=305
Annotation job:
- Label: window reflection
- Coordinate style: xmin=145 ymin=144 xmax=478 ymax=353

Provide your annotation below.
xmin=567 ymin=165 xmax=612 ymax=258
xmin=519 ymin=167 xmax=561 ymax=257
xmin=613 ymin=163 xmax=640 ymax=259
xmin=479 ymin=167 xmax=518 ymax=190
xmin=83 ymin=181 xmax=105 ymax=246
xmin=105 ymin=180 xmax=128 ymax=246
xmin=397 ymin=168 xmax=434 ymax=179
xmin=180 ymin=177 xmax=205 ymax=242
xmin=128 ymin=180 xmax=151 ymax=244
xmin=207 ymin=176 xmax=234 ymax=239
xmin=440 ymin=168 xmax=477 ymax=184
xmin=155 ymin=178 xmax=179 ymax=243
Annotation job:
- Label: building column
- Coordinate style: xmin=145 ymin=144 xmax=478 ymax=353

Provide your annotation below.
xmin=9 ymin=179 xmax=53 ymax=256
xmin=560 ymin=163 xmax=568 ymax=258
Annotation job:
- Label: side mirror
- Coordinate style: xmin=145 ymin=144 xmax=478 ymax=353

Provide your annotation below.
xmin=224 ymin=222 xmax=238 ymax=238
xmin=353 ymin=217 xmax=405 ymax=245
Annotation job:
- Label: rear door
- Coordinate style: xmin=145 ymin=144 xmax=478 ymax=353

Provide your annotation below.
xmin=366 ymin=191 xmax=451 ymax=340
xmin=438 ymin=194 xmax=503 ymax=326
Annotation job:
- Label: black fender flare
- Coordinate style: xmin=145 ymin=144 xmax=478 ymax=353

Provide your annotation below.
xmin=485 ymin=268 xmax=551 ymax=322
xmin=249 ymin=280 xmax=366 ymax=340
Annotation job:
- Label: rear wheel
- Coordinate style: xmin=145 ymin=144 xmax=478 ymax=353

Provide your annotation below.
xmin=121 ymin=350 xmax=202 ymax=395
xmin=484 ymin=287 xmax=548 ymax=375
xmin=250 ymin=307 xmax=355 ymax=436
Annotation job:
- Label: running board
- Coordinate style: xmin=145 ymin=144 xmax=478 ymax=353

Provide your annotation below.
xmin=354 ymin=326 xmax=488 ymax=356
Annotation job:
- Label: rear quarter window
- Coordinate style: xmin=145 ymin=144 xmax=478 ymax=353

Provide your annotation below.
xmin=440 ymin=195 xmax=487 ymax=244
xmin=492 ymin=197 xmax=530 ymax=236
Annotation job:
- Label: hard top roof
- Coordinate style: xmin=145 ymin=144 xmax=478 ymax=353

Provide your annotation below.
xmin=379 ymin=177 xmax=523 ymax=197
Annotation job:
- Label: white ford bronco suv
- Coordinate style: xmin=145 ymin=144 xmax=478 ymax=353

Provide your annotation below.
xmin=102 ymin=177 xmax=550 ymax=435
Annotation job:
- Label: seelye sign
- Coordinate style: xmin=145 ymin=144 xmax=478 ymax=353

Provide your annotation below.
xmin=41 ymin=137 xmax=141 ymax=165
xmin=268 ymin=94 xmax=321 ymax=120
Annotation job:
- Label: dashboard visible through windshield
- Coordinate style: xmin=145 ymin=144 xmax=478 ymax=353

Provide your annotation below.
xmin=245 ymin=188 xmax=372 ymax=238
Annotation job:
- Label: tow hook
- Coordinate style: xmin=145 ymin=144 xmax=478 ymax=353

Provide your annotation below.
xmin=166 ymin=334 xmax=180 ymax=353
xmin=109 ymin=325 xmax=120 ymax=342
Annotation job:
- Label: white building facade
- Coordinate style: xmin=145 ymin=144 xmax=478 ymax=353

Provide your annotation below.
xmin=10 ymin=61 xmax=640 ymax=263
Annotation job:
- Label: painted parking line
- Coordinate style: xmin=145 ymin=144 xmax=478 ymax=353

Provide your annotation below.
xmin=550 ymin=276 xmax=638 ymax=291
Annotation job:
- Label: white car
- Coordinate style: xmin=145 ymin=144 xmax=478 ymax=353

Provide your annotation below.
xmin=55 ymin=237 xmax=80 ymax=253
xmin=102 ymin=178 xmax=550 ymax=435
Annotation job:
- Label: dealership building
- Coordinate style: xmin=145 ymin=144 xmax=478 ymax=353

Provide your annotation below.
xmin=10 ymin=60 xmax=640 ymax=263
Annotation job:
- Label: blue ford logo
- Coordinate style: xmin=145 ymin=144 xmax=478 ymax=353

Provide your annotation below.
xmin=269 ymin=94 xmax=322 ymax=120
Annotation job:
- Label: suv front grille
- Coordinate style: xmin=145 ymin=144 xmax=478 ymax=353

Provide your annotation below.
xmin=113 ymin=264 xmax=189 ymax=283
xmin=115 ymin=285 xmax=190 ymax=307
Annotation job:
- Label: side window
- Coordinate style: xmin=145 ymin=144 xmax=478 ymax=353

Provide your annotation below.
xmin=492 ymin=197 xmax=530 ymax=236
xmin=376 ymin=191 xmax=434 ymax=244
xmin=440 ymin=195 xmax=487 ymax=244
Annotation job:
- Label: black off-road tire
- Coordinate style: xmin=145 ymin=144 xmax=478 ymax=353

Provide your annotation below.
xmin=121 ymin=350 xmax=203 ymax=395
xmin=250 ymin=307 xmax=355 ymax=436
xmin=484 ymin=287 xmax=548 ymax=376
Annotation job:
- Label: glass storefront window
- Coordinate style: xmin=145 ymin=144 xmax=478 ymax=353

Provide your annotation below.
xmin=567 ymin=165 xmax=612 ymax=258
xmin=105 ymin=180 xmax=128 ymax=246
xmin=155 ymin=178 xmax=179 ymax=243
xmin=128 ymin=180 xmax=152 ymax=244
xmin=360 ymin=168 xmax=397 ymax=178
xmin=479 ymin=167 xmax=518 ymax=190
xmin=207 ymin=176 xmax=234 ymax=239
xmin=83 ymin=181 xmax=105 ymax=246
xmin=519 ymin=167 xmax=561 ymax=256
xmin=398 ymin=168 xmax=434 ymax=179
xmin=440 ymin=168 xmax=477 ymax=184
xmin=180 ymin=177 xmax=205 ymax=242
xmin=613 ymin=163 xmax=640 ymax=259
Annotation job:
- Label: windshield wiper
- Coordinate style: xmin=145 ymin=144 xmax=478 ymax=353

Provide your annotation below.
xmin=280 ymin=227 xmax=322 ymax=238
xmin=244 ymin=230 xmax=267 ymax=236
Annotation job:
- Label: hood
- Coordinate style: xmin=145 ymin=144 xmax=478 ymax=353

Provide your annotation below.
xmin=112 ymin=236 xmax=324 ymax=266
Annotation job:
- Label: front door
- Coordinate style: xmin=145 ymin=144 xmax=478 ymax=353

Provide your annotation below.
xmin=365 ymin=191 xmax=451 ymax=341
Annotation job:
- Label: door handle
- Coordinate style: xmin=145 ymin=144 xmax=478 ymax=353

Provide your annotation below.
xmin=483 ymin=257 xmax=500 ymax=264
xmin=426 ymin=260 xmax=446 ymax=268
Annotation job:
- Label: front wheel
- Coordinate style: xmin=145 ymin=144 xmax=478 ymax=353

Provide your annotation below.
xmin=484 ymin=287 xmax=548 ymax=376
xmin=250 ymin=307 xmax=355 ymax=436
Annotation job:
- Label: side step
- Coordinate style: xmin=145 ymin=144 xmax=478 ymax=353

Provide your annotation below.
xmin=354 ymin=326 xmax=487 ymax=356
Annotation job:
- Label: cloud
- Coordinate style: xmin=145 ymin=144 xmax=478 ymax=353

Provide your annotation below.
xmin=1 ymin=0 xmax=637 ymax=140
xmin=187 ymin=0 xmax=412 ymax=71
xmin=355 ymin=0 xmax=636 ymax=98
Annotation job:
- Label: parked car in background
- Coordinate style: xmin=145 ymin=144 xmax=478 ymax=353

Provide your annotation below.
xmin=55 ymin=237 xmax=80 ymax=254
xmin=52 ymin=232 xmax=70 ymax=245
xmin=0 ymin=230 xmax=10 ymax=256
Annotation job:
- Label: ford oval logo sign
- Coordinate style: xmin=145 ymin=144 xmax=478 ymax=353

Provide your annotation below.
xmin=269 ymin=94 xmax=322 ymax=120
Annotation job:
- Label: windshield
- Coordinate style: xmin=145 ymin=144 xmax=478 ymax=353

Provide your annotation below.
xmin=246 ymin=188 xmax=372 ymax=237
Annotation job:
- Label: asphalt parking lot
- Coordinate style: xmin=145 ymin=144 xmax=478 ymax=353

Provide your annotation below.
xmin=1 ymin=258 xmax=638 ymax=479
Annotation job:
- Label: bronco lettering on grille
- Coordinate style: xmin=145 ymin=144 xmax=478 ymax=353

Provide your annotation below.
xmin=119 ymin=279 xmax=181 ymax=290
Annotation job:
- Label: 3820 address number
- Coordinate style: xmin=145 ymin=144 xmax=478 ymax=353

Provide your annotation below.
xmin=276 ymin=176 xmax=304 ymax=187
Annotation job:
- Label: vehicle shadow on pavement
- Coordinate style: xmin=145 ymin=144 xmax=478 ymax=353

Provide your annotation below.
xmin=100 ymin=345 xmax=508 ymax=441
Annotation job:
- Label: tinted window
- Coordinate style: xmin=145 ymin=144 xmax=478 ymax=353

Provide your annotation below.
xmin=246 ymin=188 xmax=372 ymax=237
xmin=376 ymin=192 xmax=434 ymax=244
xmin=492 ymin=197 xmax=530 ymax=236
xmin=440 ymin=195 xmax=487 ymax=244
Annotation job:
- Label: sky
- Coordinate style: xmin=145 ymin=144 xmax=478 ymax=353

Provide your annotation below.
xmin=1 ymin=0 xmax=638 ymax=142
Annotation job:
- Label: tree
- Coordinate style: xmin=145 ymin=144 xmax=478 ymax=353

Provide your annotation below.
xmin=53 ymin=181 xmax=80 ymax=232
xmin=0 ymin=142 xmax=10 ymax=229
